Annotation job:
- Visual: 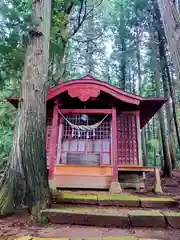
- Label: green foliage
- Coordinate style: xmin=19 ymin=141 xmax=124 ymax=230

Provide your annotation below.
xmin=0 ymin=0 xmax=179 ymax=170
xmin=148 ymin=138 xmax=159 ymax=150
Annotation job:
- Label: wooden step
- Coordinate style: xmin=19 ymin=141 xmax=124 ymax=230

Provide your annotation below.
xmin=41 ymin=205 xmax=180 ymax=228
xmin=53 ymin=192 xmax=177 ymax=209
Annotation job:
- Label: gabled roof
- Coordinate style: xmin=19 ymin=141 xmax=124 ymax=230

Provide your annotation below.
xmin=6 ymin=74 xmax=168 ymax=128
xmin=47 ymin=74 xmax=142 ymax=105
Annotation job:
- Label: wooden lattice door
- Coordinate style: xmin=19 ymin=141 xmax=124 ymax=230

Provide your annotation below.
xmin=117 ymin=112 xmax=139 ymax=165
xmin=58 ymin=114 xmax=111 ymax=165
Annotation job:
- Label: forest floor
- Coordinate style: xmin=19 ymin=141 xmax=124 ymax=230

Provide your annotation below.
xmin=1 ymin=170 xmax=180 ymax=240
xmin=1 ymin=211 xmax=180 ymax=240
xmin=143 ymin=169 xmax=180 ymax=197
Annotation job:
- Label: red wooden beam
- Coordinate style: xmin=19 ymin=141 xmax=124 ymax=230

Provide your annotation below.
xmin=48 ymin=102 xmax=59 ymax=180
xmin=112 ymin=106 xmax=118 ymax=182
xmin=59 ymin=109 xmax=112 ymax=114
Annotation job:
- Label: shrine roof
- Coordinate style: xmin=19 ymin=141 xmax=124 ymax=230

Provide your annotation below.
xmin=6 ymin=74 xmax=167 ymax=128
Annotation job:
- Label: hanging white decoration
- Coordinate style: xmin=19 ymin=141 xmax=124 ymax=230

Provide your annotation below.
xmin=78 ymin=129 xmax=81 ymax=138
xmin=72 ymin=128 xmax=74 ymax=138
xmin=86 ymin=131 xmax=89 ymax=139
xmin=57 ymin=108 xmax=110 ymax=132
xmin=93 ymin=129 xmax=96 ymax=137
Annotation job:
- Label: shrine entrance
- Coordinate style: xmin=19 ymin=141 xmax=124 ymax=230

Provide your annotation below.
xmin=57 ymin=112 xmax=111 ymax=166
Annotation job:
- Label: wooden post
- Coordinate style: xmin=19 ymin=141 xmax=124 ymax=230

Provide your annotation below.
xmin=136 ymin=111 xmax=145 ymax=190
xmin=56 ymin=116 xmax=63 ymax=164
xmin=112 ymin=106 xmax=118 ymax=182
xmin=109 ymin=106 xmax=122 ymax=194
xmin=136 ymin=111 xmax=142 ymax=166
xmin=155 ymin=167 xmax=163 ymax=193
xmin=48 ymin=99 xmax=59 ymax=181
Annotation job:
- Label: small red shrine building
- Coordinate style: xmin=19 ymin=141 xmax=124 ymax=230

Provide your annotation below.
xmin=7 ymin=74 xmax=167 ymax=192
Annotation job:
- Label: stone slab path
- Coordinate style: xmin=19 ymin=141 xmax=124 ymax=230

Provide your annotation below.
xmin=54 ymin=192 xmax=177 ymax=209
xmin=1 ymin=212 xmax=180 ymax=240
xmin=42 ymin=205 xmax=180 ymax=228
xmin=1 ymin=192 xmax=180 ymax=239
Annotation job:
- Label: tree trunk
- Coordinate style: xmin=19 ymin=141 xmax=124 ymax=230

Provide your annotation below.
xmin=147 ymin=123 xmax=152 ymax=154
xmin=0 ymin=0 xmax=51 ymax=217
xmin=153 ymin=0 xmax=179 ymax=167
xmin=50 ymin=1 xmax=74 ymax=84
xmin=156 ymin=0 xmax=180 ymax=89
xmin=135 ymin=26 xmax=148 ymax=165
xmin=120 ymin=2 xmax=126 ymax=90
xmin=157 ymin=28 xmax=177 ymax=169
xmin=149 ymin=24 xmax=172 ymax=176
xmin=132 ymin=73 xmax=136 ymax=94
xmin=85 ymin=0 xmax=95 ymax=74
xmin=152 ymin=118 xmax=157 ymax=166
xmin=121 ymin=37 xmax=126 ymax=89
xmin=166 ymin=64 xmax=180 ymax=147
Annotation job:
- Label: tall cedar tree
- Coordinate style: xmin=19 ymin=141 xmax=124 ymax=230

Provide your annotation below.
xmin=0 ymin=0 xmax=51 ymax=217
xmin=156 ymin=0 xmax=180 ymax=89
xmin=153 ymin=0 xmax=177 ymax=169
xmin=149 ymin=23 xmax=172 ymax=176
xmin=153 ymin=0 xmax=180 ymax=149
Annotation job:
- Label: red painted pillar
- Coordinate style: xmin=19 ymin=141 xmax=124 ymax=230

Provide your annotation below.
xmin=112 ymin=106 xmax=118 ymax=182
xmin=48 ymin=99 xmax=59 ymax=180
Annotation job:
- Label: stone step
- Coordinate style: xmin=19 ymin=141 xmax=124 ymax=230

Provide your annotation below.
xmin=41 ymin=205 xmax=180 ymax=229
xmin=53 ymin=192 xmax=177 ymax=209
xmin=17 ymin=237 xmax=159 ymax=240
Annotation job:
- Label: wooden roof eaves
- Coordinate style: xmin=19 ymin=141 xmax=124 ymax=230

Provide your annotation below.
xmin=47 ymin=79 xmax=142 ymax=105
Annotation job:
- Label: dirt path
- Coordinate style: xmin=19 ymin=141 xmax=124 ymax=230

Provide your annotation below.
xmin=1 ymin=212 xmax=180 ymax=240
xmin=2 ymin=170 xmax=180 ymax=239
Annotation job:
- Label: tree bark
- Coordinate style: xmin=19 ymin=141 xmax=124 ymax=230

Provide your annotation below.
xmin=121 ymin=37 xmax=126 ymax=89
xmin=156 ymin=25 xmax=177 ymax=169
xmin=156 ymin=0 xmax=180 ymax=90
xmin=120 ymin=2 xmax=126 ymax=90
xmin=84 ymin=0 xmax=95 ymax=74
xmin=152 ymin=118 xmax=157 ymax=166
xmin=149 ymin=24 xmax=172 ymax=176
xmin=135 ymin=26 xmax=148 ymax=165
xmin=166 ymin=64 xmax=180 ymax=147
xmin=0 ymin=0 xmax=52 ymax=217
xmin=153 ymin=0 xmax=179 ymax=167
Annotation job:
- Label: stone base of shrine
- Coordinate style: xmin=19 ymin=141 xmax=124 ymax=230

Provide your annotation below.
xmin=109 ymin=181 xmax=122 ymax=194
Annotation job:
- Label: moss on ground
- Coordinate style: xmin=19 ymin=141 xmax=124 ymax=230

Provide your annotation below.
xmin=139 ymin=239 xmax=156 ymax=240
xmin=98 ymin=195 xmax=139 ymax=201
xmin=53 ymin=191 xmax=175 ymax=203
xmin=72 ymin=238 xmax=101 ymax=240
xmin=41 ymin=206 xmax=128 ymax=216
xmin=128 ymin=210 xmax=163 ymax=216
xmin=34 ymin=238 xmax=69 ymax=240
xmin=103 ymin=237 xmax=138 ymax=240
xmin=63 ymin=193 xmax=97 ymax=200
xmin=139 ymin=197 xmax=175 ymax=202
xmin=161 ymin=211 xmax=180 ymax=216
